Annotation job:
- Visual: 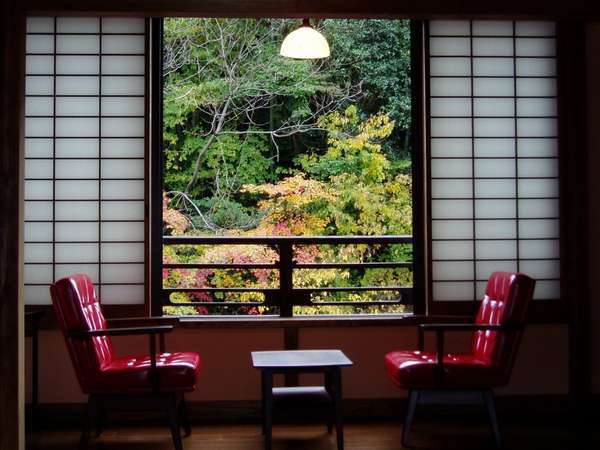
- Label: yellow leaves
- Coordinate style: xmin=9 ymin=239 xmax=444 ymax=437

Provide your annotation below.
xmin=163 ymin=193 xmax=191 ymax=235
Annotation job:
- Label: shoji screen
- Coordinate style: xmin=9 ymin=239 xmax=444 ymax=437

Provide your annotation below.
xmin=428 ymin=21 xmax=559 ymax=302
xmin=24 ymin=17 xmax=147 ymax=305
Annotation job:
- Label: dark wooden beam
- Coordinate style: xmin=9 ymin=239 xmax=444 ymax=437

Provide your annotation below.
xmin=17 ymin=0 xmax=600 ymax=20
xmin=0 ymin=0 xmax=25 ymax=448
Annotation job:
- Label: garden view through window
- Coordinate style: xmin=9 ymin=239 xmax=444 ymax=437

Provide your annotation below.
xmin=160 ymin=18 xmax=415 ymax=316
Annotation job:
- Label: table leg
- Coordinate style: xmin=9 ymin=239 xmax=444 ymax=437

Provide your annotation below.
xmin=261 ymin=370 xmax=273 ymax=450
xmin=332 ymin=368 xmax=344 ymax=450
xmin=325 ymin=371 xmax=334 ymax=434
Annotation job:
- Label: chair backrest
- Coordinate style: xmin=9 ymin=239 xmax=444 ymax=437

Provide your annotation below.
xmin=50 ymin=274 xmax=114 ymax=393
xmin=471 ymin=272 xmax=536 ymax=384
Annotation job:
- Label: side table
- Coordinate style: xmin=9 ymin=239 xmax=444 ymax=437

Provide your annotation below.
xmin=251 ymin=349 xmax=353 ymax=450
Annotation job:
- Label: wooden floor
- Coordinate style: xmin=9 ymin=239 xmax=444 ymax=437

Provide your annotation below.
xmin=26 ymin=418 xmax=596 ymax=450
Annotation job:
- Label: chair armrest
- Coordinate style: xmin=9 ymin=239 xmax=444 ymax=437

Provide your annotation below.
xmin=69 ymin=325 xmax=173 ymax=338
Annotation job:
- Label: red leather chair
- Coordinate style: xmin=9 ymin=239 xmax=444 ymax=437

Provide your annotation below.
xmin=50 ymin=274 xmax=201 ymax=450
xmin=385 ymin=272 xmax=535 ymax=448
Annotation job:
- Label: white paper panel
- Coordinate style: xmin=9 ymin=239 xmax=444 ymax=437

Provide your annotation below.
xmin=430 ymin=118 xmax=471 ymax=137
xmin=472 ymin=21 xmax=513 ymax=36
xmin=27 ymin=17 xmax=54 ymax=33
xmin=101 ymin=56 xmax=145 ymax=75
xmin=517 ymin=118 xmax=557 ymax=137
xmin=55 ymin=201 xmax=99 ymax=220
xmin=476 ymin=260 xmax=518 ymax=280
xmin=518 ymin=219 xmax=559 ymax=239
xmin=518 ymin=198 xmax=559 ymax=218
xmin=55 ymin=117 xmax=99 ymax=137
xmin=55 ymin=180 xmax=99 ymax=199
xmin=475 ymin=159 xmax=515 ymax=178
xmin=25 ymin=180 xmax=53 ymax=200
xmin=473 ymin=38 xmax=513 ymax=56
xmin=430 ymin=78 xmax=471 ymax=97
xmin=25 ymin=202 xmax=53 ymax=221
xmin=430 ymin=98 xmax=471 ymax=116
xmin=26 ymin=76 xmax=54 ymax=95
xmin=473 ymin=58 xmax=514 ymax=77
xmin=475 ymin=199 xmax=516 ymax=219
xmin=474 ymin=138 xmax=515 ymax=157
xmin=26 ymin=55 xmax=53 ymax=74
xmin=519 ymin=239 xmax=559 ymax=259
xmin=101 ymin=201 xmax=145 ymax=221
xmin=101 ymin=285 xmax=144 ymax=305
xmin=25 ymin=243 xmax=53 ymax=263
xmin=517 ymin=159 xmax=558 ymax=178
xmin=55 ymin=160 xmax=99 ymax=179
xmin=56 ymin=36 xmax=99 ymax=54
xmin=516 ymin=58 xmax=556 ymax=77
xmin=24 ymin=265 xmax=53 ymax=284
xmin=101 ymin=117 xmax=145 ymax=137
xmin=56 ymin=76 xmax=99 ymax=95
xmin=431 ymin=179 xmax=473 ymax=198
xmin=26 ymin=118 xmax=53 ymax=137
xmin=56 ymin=56 xmax=99 ymax=75
xmin=101 ymin=97 xmax=145 ymax=116
xmin=432 ymin=241 xmax=474 ymax=260
xmin=432 ymin=282 xmax=474 ymax=301
xmin=101 ymin=35 xmax=145 ymax=54
xmin=516 ymin=38 xmax=555 ymax=57
xmin=101 ymin=243 xmax=144 ymax=262
xmin=429 ymin=21 xmax=470 ymax=36
xmin=520 ymin=260 xmax=560 ymax=279
xmin=27 ymin=35 xmax=54 ymax=54
xmin=431 ymin=200 xmax=473 ymax=219
xmin=101 ymin=222 xmax=144 ymax=241
xmin=518 ymin=179 xmax=559 ymax=198
xmin=26 ymin=138 xmax=53 ymax=158
xmin=473 ymin=98 xmax=514 ymax=117
xmin=101 ymin=138 xmax=144 ymax=158
xmin=55 ymin=222 xmax=99 ymax=242
xmin=101 ymin=76 xmax=145 ymax=95
xmin=431 ymin=220 xmax=473 ymax=239
xmin=473 ymin=78 xmax=514 ymax=97
xmin=475 ymin=179 xmax=516 ymax=198
xmin=517 ymin=98 xmax=557 ymax=117
xmin=430 ymin=57 xmax=471 ymax=76
xmin=476 ymin=240 xmax=517 ymax=260
xmin=55 ymin=264 xmax=100 ymax=283
xmin=515 ymin=22 xmax=555 ymax=36
xmin=102 ymin=18 xmax=145 ymax=34
xmin=433 ymin=261 xmax=474 ymax=280
xmin=431 ymin=159 xmax=472 ymax=178
xmin=517 ymin=138 xmax=557 ymax=157
xmin=430 ymin=37 xmax=470 ymax=56
xmin=516 ymin=78 xmax=556 ymax=97
xmin=56 ymin=17 xmax=99 ymax=33
xmin=55 ymin=138 xmax=99 ymax=158
xmin=25 ymin=223 xmax=53 ymax=242
xmin=24 ymin=286 xmax=52 ymax=305
xmin=26 ymin=97 xmax=54 ymax=116
xmin=25 ymin=159 xmax=53 ymax=179
xmin=430 ymin=138 xmax=472 ymax=158
xmin=101 ymin=159 xmax=144 ymax=179
xmin=475 ymin=219 xmax=517 ymax=239
xmin=56 ymin=97 xmax=99 ymax=116
xmin=101 ymin=180 xmax=144 ymax=199
xmin=55 ymin=243 xmax=99 ymax=263
xmin=101 ymin=263 xmax=145 ymax=284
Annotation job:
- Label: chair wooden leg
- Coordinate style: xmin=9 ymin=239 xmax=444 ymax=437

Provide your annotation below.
xmin=179 ymin=396 xmax=192 ymax=437
xmin=94 ymin=398 xmax=105 ymax=437
xmin=401 ymin=389 xmax=419 ymax=448
xmin=79 ymin=395 xmax=97 ymax=450
xmin=482 ymin=390 xmax=503 ymax=449
xmin=167 ymin=394 xmax=184 ymax=450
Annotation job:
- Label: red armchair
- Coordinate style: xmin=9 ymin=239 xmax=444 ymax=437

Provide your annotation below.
xmin=50 ymin=274 xmax=201 ymax=450
xmin=385 ymin=272 xmax=536 ymax=448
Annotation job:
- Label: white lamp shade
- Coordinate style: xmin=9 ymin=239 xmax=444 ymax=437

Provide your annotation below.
xmin=280 ymin=23 xmax=330 ymax=59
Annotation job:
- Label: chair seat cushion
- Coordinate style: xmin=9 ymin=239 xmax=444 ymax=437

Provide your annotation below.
xmin=91 ymin=352 xmax=201 ymax=394
xmin=385 ymin=350 xmax=504 ymax=389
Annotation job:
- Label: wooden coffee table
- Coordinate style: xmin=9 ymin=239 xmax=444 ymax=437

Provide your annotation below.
xmin=251 ymin=349 xmax=353 ymax=450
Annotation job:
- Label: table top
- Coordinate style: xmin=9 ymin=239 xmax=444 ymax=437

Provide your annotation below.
xmin=251 ymin=349 xmax=353 ymax=369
